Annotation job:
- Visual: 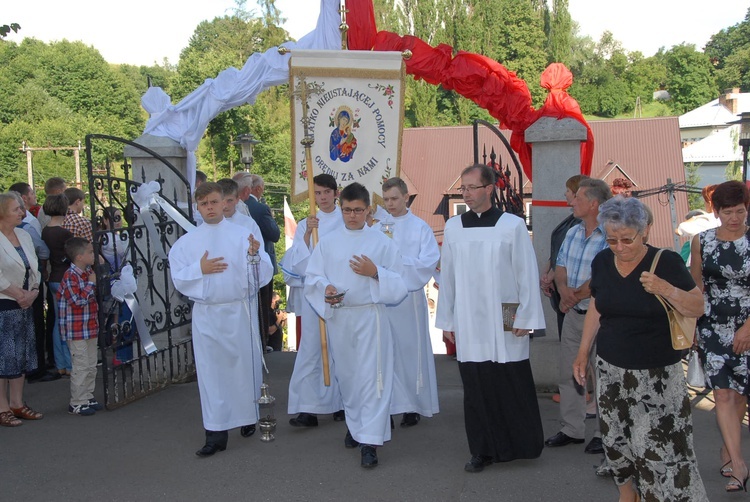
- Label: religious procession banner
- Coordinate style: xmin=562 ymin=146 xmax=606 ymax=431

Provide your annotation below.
xmin=289 ymin=50 xmax=405 ymax=205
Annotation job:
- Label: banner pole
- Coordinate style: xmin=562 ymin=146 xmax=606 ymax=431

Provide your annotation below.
xmin=292 ymin=74 xmax=331 ymax=386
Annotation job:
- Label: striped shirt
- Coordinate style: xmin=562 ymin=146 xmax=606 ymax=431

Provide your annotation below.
xmin=57 ymin=263 xmax=99 ymax=341
xmin=555 ymin=222 xmax=607 ymax=310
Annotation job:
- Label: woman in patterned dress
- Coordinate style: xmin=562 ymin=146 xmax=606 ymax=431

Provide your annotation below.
xmin=690 ymin=180 xmax=750 ymax=492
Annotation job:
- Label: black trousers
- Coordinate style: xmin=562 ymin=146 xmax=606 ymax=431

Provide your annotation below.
xmin=44 ymin=284 xmax=55 ymax=367
xmin=29 ymin=283 xmax=46 ymax=376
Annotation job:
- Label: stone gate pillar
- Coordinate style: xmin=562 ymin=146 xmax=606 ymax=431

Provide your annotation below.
xmin=525 ymin=117 xmax=588 ymax=390
xmin=123 ymin=134 xmax=192 ymax=351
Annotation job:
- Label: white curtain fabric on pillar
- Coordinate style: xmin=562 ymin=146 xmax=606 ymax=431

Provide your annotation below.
xmin=140 ymin=0 xmax=341 ymax=189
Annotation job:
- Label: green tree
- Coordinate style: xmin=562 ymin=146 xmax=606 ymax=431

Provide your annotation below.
xmin=664 ymin=44 xmax=716 ymax=114
xmin=705 ymin=8 xmax=750 ymax=92
xmin=685 ymin=162 xmax=703 ymax=210
xmin=547 ymin=0 xmax=572 ymax=66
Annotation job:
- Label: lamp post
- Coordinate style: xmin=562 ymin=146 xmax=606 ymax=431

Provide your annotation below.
xmin=730 ymin=112 xmax=750 ymax=184
xmin=738 ymin=112 xmax=750 ymax=185
xmin=232 ymin=133 xmax=261 ymax=172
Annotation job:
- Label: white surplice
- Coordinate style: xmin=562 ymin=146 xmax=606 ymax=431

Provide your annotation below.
xmin=436 ymin=212 xmax=545 ymax=363
xmin=225 ymin=211 xmax=265 ymax=249
xmin=304 ymin=224 xmax=407 ymax=446
xmin=169 ymin=219 xmax=273 ymax=431
xmin=282 ymin=207 xmax=344 ymax=414
xmin=380 ymin=210 xmax=440 ymax=417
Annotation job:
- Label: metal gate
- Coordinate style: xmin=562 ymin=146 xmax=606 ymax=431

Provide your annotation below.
xmin=472 ymin=119 xmax=526 ymax=221
xmin=85 ymin=134 xmax=195 ymax=409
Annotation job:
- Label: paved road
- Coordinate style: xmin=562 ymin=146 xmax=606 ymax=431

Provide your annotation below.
xmin=2 ymin=352 xmax=747 ymax=501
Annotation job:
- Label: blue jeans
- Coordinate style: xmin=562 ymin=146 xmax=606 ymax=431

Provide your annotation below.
xmin=48 ymin=282 xmax=71 ymax=372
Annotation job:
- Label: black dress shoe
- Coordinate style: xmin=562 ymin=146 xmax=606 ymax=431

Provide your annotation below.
xmin=584 ymin=437 xmax=604 ymax=454
xmin=360 ymin=445 xmax=378 ymax=468
xmin=464 ymin=455 xmax=493 ymax=473
xmin=344 ymin=429 xmax=359 ymax=448
xmin=332 ymin=410 xmax=345 ymax=421
xmin=544 ymin=431 xmax=585 ymax=447
xmin=289 ymin=412 xmax=318 ymax=427
xmin=195 ymin=443 xmax=226 ymax=457
xmin=40 ymin=371 xmax=62 ymax=382
xmin=400 ymin=413 xmax=421 ymax=427
xmin=240 ymin=424 xmax=256 ymax=437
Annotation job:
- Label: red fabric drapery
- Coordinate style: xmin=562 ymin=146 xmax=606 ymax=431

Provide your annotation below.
xmin=345 ymin=0 xmax=593 ymax=180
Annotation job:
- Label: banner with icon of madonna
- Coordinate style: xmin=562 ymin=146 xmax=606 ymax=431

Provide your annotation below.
xmin=289 ymin=50 xmax=405 ymax=206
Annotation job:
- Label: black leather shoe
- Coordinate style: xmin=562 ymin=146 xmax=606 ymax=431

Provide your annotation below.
xmin=332 ymin=410 xmax=345 ymax=421
xmin=195 ymin=443 xmax=226 ymax=457
xmin=585 ymin=437 xmax=604 ymax=454
xmin=240 ymin=424 xmax=256 ymax=437
xmin=464 ymin=455 xmax=493 ymax=473
xmin=344 ymin=429 xmax=359 ymax=449
xmin=360 ymin=445 xmax=378 ymax=468
xmin=545 ymin=431 xmax=585 ymax=447
xmin=400 ymin=413 xmax=421 ymax=427
xmin=289 ymin=412 xmax=318 ymax=427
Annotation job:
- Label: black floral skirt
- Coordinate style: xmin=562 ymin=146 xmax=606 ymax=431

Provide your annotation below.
xmin=596 ymin=357 xmax=707 ymax=502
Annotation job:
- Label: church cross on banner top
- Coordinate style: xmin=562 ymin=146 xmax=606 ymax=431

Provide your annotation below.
xmin=291 ymin=75 xmax=325 ymax=150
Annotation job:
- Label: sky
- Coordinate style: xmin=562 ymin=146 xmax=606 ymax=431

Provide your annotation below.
xmin=3 ymin=1 xmax=748 ymax=67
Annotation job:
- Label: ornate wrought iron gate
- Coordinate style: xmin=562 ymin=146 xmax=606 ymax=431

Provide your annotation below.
xmin=472 ymin=119 xmax=526 ymax=221
xmin=85 ymin=134 xmax=195 ymax=409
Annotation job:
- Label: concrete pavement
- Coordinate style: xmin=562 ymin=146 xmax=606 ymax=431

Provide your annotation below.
xmin=2 ymin=352 xmax=747 ymax=501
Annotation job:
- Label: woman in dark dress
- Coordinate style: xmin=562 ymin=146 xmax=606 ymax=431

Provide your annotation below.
xmin=690 ymin=180 xmax=750 ymax=492
xmin=40 ymin=194 xmax=74 ymax=376
xmin=573 ymin=196 xmax=707 ymax=501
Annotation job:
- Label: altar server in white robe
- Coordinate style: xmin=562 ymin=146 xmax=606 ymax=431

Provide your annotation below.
xmin=304 ymin=182 xmax=407 ymax=468
xmin=169 ymin=182 xmax=273 ymax=457
xmin=436 ymin=164 xmax=545 ymax=473
xmin=380 ymin=177 xmax=440 ymax=426
xmin=282 ymin=174 xmax=344 ymax=427
xmin=217 ymin=178 xmax=264 ymax=248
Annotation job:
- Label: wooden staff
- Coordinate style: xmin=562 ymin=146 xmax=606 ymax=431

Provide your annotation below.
xmin=291 ymin=75 xmax=331 ymax=386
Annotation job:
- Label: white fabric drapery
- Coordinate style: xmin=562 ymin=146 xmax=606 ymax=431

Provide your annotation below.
xmin=140 ymin=0 xmax=341 ymax=188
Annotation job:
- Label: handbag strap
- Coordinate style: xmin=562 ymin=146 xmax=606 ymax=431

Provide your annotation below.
xmin=649 ymin=249 xmax=674 ymax=314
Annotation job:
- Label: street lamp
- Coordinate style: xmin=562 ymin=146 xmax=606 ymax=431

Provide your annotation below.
xmin=232 ymin=133 xmax=261 ymax=172
xmin=732 ymin=112 xmax=750 ymax=184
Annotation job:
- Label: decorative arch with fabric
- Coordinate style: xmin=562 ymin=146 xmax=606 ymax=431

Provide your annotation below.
xmin=344 ymin=0 xmax=594 ymax=181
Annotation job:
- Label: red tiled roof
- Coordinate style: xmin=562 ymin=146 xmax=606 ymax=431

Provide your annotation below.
xmin=400 ymin=118 xmax=689 ymax=249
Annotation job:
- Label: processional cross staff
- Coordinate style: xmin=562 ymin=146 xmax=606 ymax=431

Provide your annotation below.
xmin=291 ymin=74 xmax=333 ymax=386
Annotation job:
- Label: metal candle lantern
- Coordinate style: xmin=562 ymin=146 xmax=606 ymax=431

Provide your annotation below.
xmin=257 ymin=383 xmax=277 ymax=442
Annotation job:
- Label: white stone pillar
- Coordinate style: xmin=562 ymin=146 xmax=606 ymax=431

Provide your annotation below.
xmin=525 ymin=117 xmax=588 ymax=390
xmin=123 ymin=134 xmax=192 ymax=351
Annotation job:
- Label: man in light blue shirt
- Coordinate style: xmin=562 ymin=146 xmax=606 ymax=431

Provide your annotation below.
xmin=545 ymin=179 xmax=612 ymax=455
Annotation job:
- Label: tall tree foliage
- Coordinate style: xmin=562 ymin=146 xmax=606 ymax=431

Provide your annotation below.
xmin=705 ymin=8 xmax=750 ymax=92
xmin=0 ymin=38 xmax=145 ymax=191
xmin=664 ymin=44 xmax=716 ymax=115
xmin=546 ymin=0 xmax=572 ymax=66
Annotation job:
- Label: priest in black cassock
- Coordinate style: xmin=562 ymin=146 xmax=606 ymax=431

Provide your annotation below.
xmin=436 ymin=163 xmax=546 ymax=473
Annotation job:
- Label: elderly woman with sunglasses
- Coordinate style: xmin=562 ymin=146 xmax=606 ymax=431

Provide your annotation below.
xmin=573 ymin=196 xmax=707 ymax=502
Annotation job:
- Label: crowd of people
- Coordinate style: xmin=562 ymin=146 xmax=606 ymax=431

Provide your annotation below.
xmin=2 ymin=170 xmax=749 ymax=501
